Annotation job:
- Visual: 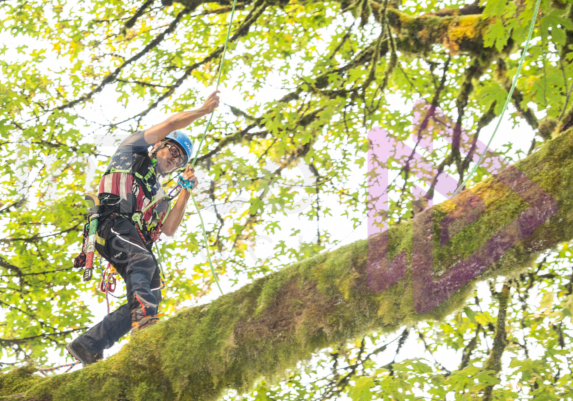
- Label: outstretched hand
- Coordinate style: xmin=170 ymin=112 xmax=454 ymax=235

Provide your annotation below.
xmin=181 ymin=165 xmax=199 ymax=191
xmin=199 ymin=90 xmax=220 ymax=115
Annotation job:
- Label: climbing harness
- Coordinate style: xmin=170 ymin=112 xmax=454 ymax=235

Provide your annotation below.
xmin=452 ymin=0 xmax=542 ymax=196
xmin=74 ymin=154 xmax=170 ymax=270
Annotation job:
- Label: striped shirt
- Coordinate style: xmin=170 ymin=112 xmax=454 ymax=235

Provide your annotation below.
xmin=98 ymin=131 xmax=168 ymax=224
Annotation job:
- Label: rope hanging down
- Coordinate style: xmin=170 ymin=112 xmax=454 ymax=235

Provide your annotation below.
xmin=452 ymin=0 xmax=542 ymax=196
xmin=186 ymin=0 xmax=239 ymax=295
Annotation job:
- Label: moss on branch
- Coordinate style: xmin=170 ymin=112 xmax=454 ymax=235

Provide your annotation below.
xmin=386 ymin=8 xmax=493 ymax=55
xmin=4 ymin=128 xmax=573 ymax=400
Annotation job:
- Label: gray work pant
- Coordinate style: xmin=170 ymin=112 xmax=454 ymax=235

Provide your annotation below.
xmin=78 ymin=217 xmax=162 ymax=354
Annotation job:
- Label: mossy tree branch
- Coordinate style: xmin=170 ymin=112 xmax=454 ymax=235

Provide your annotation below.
xmin=4 ymin=125 xmax=573 ymax=399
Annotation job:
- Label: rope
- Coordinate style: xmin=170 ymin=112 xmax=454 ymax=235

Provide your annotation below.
xmin=38 ymin=361 xmax=80 ymax=376
xmin=181 ymin=0 xmax=239 ymax=295
xmin=190 ymin=0 xmax=238 ymax=170
xmin=146 ymin=0 xmax=240 ymax=294
xmin=452 ymin=0 xmax=542 ymax=196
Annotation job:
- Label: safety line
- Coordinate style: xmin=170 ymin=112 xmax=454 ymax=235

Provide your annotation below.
xmin=452 ymin=0 xmax=542 ymax=196
xmin=38 ymin=360 xmax=80 ymax=376
xmin=190 ymin=0 xmax=239 ymax=169
xmin=187 ymin=0 xmax=239 ymax=295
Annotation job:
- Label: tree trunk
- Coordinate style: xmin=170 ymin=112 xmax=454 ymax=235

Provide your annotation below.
xmin=2 ymin=129 xmax=573 ymax=401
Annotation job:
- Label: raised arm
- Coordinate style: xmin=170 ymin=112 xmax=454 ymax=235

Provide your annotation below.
xmin=143 ymin=90 xmax=220 ymax=144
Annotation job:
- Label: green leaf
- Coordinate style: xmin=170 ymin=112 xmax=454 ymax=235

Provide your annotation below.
xmin=537 ymin=291 xmax=554 ymax=316
xmin=483 ymin=18 xmax=511 ymax=52
xmin=477 ymin=81 xmax=507 ymax=114
xmin=475 ymin=311 xmax=495 ymax=326
xmin=348 ymin=377 xmax=374 ymax=401
xmin=464 ymin=306 xmax=477 ymax=324
xmin=480 ymin=0 xmax=509 ymax=18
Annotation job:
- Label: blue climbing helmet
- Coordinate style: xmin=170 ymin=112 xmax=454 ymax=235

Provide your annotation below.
xmin=164 ymin=130 xmax=193 ymax=166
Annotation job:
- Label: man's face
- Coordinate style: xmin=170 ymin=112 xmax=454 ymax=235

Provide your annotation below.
xmin=154 ymin=141 xmax=185 ymax=174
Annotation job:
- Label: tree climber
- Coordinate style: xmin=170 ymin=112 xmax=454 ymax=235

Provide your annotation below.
xmin=66 ymin=90 xmax=221 ymax=367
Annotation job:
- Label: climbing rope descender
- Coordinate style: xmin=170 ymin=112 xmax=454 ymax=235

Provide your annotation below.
xmin=177 ymin=175 xmax=195 ymax=189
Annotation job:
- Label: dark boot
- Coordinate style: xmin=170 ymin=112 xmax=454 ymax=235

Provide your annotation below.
xmin=66 ymin=338 xmax=103 ymax=367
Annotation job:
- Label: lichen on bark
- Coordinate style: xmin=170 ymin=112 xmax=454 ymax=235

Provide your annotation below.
xmin=385 ymin=9 xmax=492 ymax=55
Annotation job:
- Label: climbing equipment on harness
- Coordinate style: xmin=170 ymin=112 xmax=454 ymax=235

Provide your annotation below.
xmin=452 ymin=0 xmax=542 ymax=196
xmin=74 ymin=192 xmax=108 ymax=281
xmin=99 ymin=263 xmax=117 ymax=294
xmin=74 ymin=153 xmax=172 ymax=267
xmin=98 ymin=261 xmax=126 ymax=314
xmin=80 ymin=192 xmax=100 ymax=281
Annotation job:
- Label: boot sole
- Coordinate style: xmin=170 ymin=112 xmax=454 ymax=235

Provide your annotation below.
xmin=66 ymin=343 xmax=90 ymax=367
xmin=131 ymin=317 xmax=159 ymax=332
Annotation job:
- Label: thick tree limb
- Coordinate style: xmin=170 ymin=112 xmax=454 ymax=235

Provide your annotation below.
xmin=424 ymin=1 xmax=484 ymax=17
xmin=4 ymin=129 xmax=573 ymax=400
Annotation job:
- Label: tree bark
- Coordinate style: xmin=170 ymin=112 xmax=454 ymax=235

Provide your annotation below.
xmin=2 ymin=129 xmax=573 ymax=400
xmin=482 ymin=281 xmax=511 ymax=401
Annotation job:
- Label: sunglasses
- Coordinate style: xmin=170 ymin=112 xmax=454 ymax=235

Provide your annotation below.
xmin=164 ymin=142 xmax=185 ymax=169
